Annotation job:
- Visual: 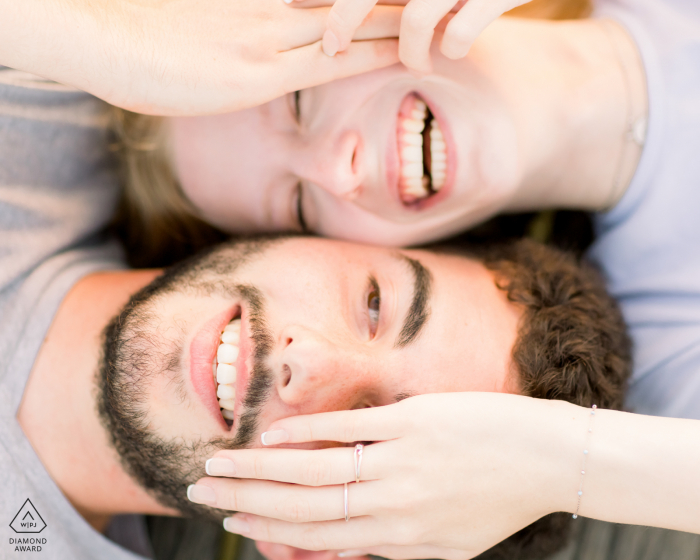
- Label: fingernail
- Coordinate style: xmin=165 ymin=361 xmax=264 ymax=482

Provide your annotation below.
xmin=323 ymin=29 xmax=340 ymax=57
xmin=206 ymin=458 xmax=236 ymax=476
xmin=187 ymin=484 xmax=216 ymax=505
xmin=337 ymin=551 xmax=365 ymax=558
xmin=224 ymin=516 xmax=251 ymax=535
xmin=261 ymin=429 xmax=289 ymax=446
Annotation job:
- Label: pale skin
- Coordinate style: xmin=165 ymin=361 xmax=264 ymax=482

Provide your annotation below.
xmin=0 ymin=0 xmax=538 ymax=115
xmin=16 ymin=238 xmax=526 ymax=534
xmin=0 ymin=0 xmax=403 ymax=115
xmin=170 ymin=16 xmax=646 ymax=245
xmin=292 ymin=0 xmax=531 ymax=73
xmin=197 ymin=397 xmax=700 ymax=560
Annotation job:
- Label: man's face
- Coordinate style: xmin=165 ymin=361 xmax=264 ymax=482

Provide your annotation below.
xmin=98 ymin=237 xmax=521 ymax=515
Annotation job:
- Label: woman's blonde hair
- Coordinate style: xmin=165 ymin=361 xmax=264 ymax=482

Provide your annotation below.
xmin=110 ymin=110 xmax=226 ymax=267
xmin=112 ymin=0 xmax=592 ymax=267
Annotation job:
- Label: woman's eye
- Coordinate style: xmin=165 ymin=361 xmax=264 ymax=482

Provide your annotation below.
xmin=293 ymin=91 xmax=302 ymax=123
xmin=368 ymin=289 xmax=381 ymax=338
xmin=295 ymin=182 xmax=308 ymax=232
xmin=286 ymin=91 xmax=302 ymax=123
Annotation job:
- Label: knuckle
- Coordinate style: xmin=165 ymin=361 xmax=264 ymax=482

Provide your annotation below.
xmin=300 ymin=526 xmax=329 ymax=551
xmin=279 ymin=497 xmax=312 ymax=523
xmin=402 ymin=1 xmax=433 ymax=32
xmin=341 ymin=418 xmax=362 ymax=442
xmin=444 ymin=25 xmax=472 ymax=46
xmin=252 ymin=455 xmax=265 ymax=479
xmin=303 ymin=459 xmax=332 ymax=486
xmin=327 ymin=8 xmax=353 ymax=35
xmin=256 ymin=519 xmax=274 ymax=542
xmin=223 ymin=487 xmax=242 ymax=512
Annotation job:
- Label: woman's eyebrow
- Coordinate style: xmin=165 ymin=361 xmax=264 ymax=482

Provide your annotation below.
xmin=394 ymin=254 xmax=433 ymax=348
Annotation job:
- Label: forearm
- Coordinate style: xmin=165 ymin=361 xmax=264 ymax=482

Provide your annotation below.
xmin=553 ymin=403 xmax=700 ymax=533
xmin=0 ymin=0 xmax=122 ymax=88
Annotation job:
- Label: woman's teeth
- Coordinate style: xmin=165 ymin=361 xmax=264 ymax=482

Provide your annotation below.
xmin=214 ymin=318 xmax=240 ymax=423
xmin=397 ymin=95 xmax=447 ymax=204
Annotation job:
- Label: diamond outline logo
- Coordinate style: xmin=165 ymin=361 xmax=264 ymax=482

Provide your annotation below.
xmin=10 ymin=499 xmax=46 ymax=534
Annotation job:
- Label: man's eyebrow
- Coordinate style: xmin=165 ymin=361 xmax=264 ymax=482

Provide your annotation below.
xmin=394 ymin=254 xmax=432 ymax=348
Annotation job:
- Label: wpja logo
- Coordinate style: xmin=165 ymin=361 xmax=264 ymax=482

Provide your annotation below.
xmin=10 ymin=499 xmax=46 ymax=534
xmin=8 ymin=500 xmax=47 ymax=552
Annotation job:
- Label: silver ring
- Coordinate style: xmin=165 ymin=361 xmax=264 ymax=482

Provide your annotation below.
xmin=354 ymin=444 xmax=364 ymax=483
xmin=344 ymin=482 xmax=349 ymax=522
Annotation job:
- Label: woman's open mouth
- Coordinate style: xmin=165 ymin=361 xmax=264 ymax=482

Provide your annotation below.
xmin=397 ymin=93 xmax=447 ymax=205
xmin=212 ymin=317 xmax=241 ymax=427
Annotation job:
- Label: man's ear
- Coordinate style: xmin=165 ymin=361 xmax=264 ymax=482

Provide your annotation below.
xmin=255 ymin=541 xmax=341 ymax=560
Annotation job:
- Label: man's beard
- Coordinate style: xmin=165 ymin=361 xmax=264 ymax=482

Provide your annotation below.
xmin=96 ymin=239 xmax=279 ymax=519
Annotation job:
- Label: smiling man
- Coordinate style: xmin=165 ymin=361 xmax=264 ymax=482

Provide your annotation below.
xmin=96 ymin=235 xmax=527 ymax=515
xmin=7 ymin=230 xmax=631 ymax=560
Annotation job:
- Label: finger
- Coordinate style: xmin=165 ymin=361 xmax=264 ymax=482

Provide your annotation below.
xmin=441 ymin=0 xmax=530 ymax=59
xmin=224 ymin=513 xmax=392 ymax=551
xmin=280 ymin=37 xmax=399 ymax=94
xmin=207 ymin=446 xmax=382 ymax=485
xmin=262 ymin=403 xmax=411 ymax=445
xmin=191 ymin=478 xmax=379 ymax=522
xmin=291 ymin=0 xmax=464 ymax=9
xmin=283 ymin=5 xmax=401 ymax=50
xmin=348 ymin=5 xmax=402 ymax=41
xmin=323 ymin=0 xmax=380 ymax=55
xmin=398 ymin=0 xmax=460 ymax=74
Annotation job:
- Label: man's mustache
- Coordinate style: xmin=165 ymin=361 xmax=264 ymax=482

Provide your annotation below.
xmin=224 ymin=284 xmax=275 ymax=450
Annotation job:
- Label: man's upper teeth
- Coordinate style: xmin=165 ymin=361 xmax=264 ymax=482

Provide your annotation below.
xmin=217 ymin=343 xmax=239 ymax=364
xmin=214 ymin=318 xmax=240 ymax=417
xmin=397 ymin=95 xmax=447 ymax=203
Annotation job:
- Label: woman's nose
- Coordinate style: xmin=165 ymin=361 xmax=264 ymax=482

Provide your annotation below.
xmin=299 ymin=130 xmax=363 ymax=200
xmin=276 ymin=325 xmax=369 ymax=407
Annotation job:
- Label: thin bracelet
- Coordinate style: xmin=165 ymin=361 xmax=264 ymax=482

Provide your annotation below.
xmin=573 ymin=404 xmax=597 ymax=519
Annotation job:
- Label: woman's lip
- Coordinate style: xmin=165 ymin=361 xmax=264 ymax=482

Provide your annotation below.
xmin=387 ymin=91 xmax=456 ymax=211
xmin=189 ymin=306 xmax=239 ymax=429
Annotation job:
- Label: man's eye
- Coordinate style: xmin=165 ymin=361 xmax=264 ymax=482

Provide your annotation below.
xmin=368 ymin=289 xmax=381 ymax=338
xmin=295 ymin=182 xmax=308 ymax=232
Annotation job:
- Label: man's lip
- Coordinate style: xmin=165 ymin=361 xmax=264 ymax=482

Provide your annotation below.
xmin=386 ymin=91 xmax=456 ymax=211
xmin=189 ymin=306 xmax=239 ymax=429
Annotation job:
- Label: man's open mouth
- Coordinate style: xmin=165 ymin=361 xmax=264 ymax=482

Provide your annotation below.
xmin=212 ymin=317 xmax=241 ymax=428
xmin=397 ymin=93 xmax=447 ymax=205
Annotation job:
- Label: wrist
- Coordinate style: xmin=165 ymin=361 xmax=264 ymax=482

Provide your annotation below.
xmin=532 ymin=399 xmax=591 ymax=517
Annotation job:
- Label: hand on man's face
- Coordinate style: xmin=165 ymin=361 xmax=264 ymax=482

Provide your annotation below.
xmin=97 ymin=237 xmax=520 ymax=517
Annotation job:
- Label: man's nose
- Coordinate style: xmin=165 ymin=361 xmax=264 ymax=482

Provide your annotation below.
xmin=275 ymin=324 xmax=370 ymax=407
xmin=297 ymin=130 xmax=363 ymax=201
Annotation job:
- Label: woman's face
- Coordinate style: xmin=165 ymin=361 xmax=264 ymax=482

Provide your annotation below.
xmin=170 ymin=46 xmax=523 ymax=246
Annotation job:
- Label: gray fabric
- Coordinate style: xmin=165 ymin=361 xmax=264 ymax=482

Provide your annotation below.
xmin=0 ymin=68 xmax=144 ymax=559
xmin=590 ymin=0 xmax=700 ymax=419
